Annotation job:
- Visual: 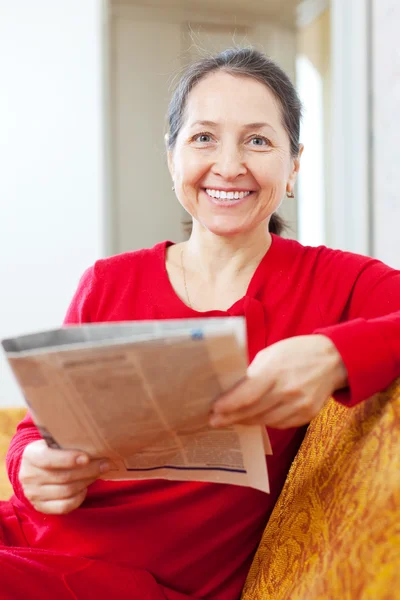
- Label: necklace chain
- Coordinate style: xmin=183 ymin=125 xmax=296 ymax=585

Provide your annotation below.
xmin=180 ymin=240 xmax=271 ymax=311
xmin=180 ymin=246 xmax=193 ymax=309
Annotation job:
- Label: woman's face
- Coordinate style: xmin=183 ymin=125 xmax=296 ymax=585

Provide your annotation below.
xmin=168 ymin=71 xmax=302 ymax=237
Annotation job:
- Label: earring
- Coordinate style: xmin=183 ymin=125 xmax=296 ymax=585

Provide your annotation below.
xmin=286 ymin=190 xmax=295 ymax=199
xmin=172 ymin=185 xmax=175 ymax=192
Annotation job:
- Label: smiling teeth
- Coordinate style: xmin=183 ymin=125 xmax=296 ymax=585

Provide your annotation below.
xmin=205 ymin=189 xmax=251 ymax=200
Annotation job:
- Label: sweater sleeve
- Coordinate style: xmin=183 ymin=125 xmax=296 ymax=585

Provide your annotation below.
xmin=314 ymin=257 xmax=400 ymax=406
xmin=6 ymin=266 xmax=96 ymax=501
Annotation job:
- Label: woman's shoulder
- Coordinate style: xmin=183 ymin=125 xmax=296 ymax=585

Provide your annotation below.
xmin=79 ymin=240 xmax=171 ymax=300
xmin=273 ymin=236 xmax=400 ymax=316
xmin=275 ymin=235 xmax=392 ymax=277
xmin=92 ymin=241 xmax=169 ymax=280
xmin=64 ymin=241 xmax=172 ymax=324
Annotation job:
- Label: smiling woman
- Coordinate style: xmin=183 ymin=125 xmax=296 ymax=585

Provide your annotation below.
xmin=2 ymin=47 xmax=400 ymax=600
xmin=165 ymin=49 xmax=303 ymax=312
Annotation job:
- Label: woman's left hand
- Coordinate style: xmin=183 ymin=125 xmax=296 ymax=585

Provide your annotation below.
xmin=210 ymin=335 xmax=348 ymax=430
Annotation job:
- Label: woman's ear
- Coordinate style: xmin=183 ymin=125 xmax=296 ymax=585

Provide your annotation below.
xmin=166 ymin=136 xmax=176 ymax=182
xmin=287 ymin=144 xmax=304 ymax=191
xmin=167 ymin=149 xmax=175 ymax=181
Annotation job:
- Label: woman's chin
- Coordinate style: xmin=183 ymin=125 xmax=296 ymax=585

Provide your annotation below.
xmin=197 ymin=216 xmax=252 ymax=237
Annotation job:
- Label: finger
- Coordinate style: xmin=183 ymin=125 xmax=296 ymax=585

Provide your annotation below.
xmin=210 ymin=389 xmax=284 ymax=426
xmin=210 ymin=400 xmax=267 ymax=427
xmin=36 ymin=490 xmax=88 ymax=515
xmin=211 ymin=393 xmax=311 ymax=428
xmin=261 ymin=392 xmax=330 ymax=428
xmin=26 ymin=441 xmax=90 ymax=471
xmin=34 ymin=478 xmax=95 ymax=502
xmin=241 ymin=402 xmax=312 ymax=429
xmin=39 ymin=458 xmax=115 ymax=485
xmin=237 ymin=412 xmax=295 ymax=429
xmin=213 ymin=377 xmax=273 ymax=414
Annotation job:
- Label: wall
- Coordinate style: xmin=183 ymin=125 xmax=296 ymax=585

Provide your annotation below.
xmin=328 ymin=0 xmax=369 ymax=255
xmin=0 ymin=0 xmax=107 ymax=406
xmin=297 ymin=8 xmax=330 ymax=72
xmin=296 ymin=7 xmax=331 ymax=246
xmin=372 ymin=0 xmax=400 ymax=268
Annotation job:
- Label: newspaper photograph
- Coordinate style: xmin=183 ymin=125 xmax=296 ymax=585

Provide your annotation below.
xmin=2 ymin=317 xmax=271 ymax=493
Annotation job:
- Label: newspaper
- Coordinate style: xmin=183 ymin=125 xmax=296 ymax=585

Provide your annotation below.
xmin=1 ymin=318 xmax=271 ymax=493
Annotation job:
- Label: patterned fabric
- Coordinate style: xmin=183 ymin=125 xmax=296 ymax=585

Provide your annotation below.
xmin=242 ymin=379 xmax=400 ymax=600
xmin=0 ymin=409 xmax=26 ymax=500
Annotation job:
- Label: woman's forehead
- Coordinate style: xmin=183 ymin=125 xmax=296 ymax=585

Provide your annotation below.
xmin=185 ymin=71 xmax=282 ymax=128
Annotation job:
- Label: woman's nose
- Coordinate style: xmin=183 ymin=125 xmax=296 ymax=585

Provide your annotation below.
xmin=211 ymin=144 xmax=247 ymax=180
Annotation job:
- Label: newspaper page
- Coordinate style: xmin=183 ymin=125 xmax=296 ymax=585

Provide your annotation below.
xmin=2 ymin=318 xmax=271 ymax=493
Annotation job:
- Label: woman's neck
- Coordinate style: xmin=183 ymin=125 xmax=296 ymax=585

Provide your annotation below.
xmin=184 ymin=222 xmax=272 ymax=282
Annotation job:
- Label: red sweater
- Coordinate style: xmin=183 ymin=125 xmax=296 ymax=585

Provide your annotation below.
xmin=6 ymin=235 xmax=400 ymax=599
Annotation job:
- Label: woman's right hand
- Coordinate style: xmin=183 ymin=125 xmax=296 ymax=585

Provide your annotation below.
xmin=19 ymin=439 xmax=114 ymax=515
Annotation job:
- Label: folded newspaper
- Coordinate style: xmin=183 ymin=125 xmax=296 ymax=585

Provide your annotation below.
xmin=2 ymin=317 xmax=271 ymax=493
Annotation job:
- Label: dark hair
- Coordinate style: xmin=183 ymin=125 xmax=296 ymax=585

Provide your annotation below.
xmin=167 ymin=47 xmax=302 ymax=236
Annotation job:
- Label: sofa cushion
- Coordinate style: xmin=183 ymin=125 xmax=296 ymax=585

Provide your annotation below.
xmin=242 ymin=379 xmax=400 ymax=599
xmin=0 ymin=408 xmax=27 ymax=500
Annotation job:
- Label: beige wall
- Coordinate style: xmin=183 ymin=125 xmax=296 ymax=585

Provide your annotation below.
xmin=297 ymin=9 xmax=330 ymax=75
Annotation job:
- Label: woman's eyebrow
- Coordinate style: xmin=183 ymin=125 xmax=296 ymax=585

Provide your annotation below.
xmin=189 ymin=120 xmax=219 ymax=128
xmin=188 ymin=120 xmax=277 ymax=133
xmin=243 ymin=122 xmax=277 ymax=133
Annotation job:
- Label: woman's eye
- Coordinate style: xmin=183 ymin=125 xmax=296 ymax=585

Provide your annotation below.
xmin=250 ymin=136 xmax=269 ymax=146
xmin=194 ymin=133 xmax=212 ymax=143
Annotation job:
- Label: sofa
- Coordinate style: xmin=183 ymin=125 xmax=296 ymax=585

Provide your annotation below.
xmin=0 ymin=407 xmax=26 ymax=500
xmin=242 ymin=379 xmax=400 ymax=599
xmin=1 ymin=381 xmax=399 ymax=599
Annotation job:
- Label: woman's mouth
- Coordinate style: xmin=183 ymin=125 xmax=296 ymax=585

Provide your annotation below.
xmin=204 ymin=188 xmax=253 ymax=200
xmin=202 ymin=188 xmax=255 ymax=207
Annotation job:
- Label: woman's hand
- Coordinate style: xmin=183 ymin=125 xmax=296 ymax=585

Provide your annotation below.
xmin=19 ymin=440 xmax=115 ymax=515
xmin=210 ymin=335 xmax=348 ymax=430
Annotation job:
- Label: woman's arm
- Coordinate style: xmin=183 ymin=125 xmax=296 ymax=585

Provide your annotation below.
xmin=315 ymin=258 xmax=400 ymax=406
xmin=210 ymin=255 xmax=400 ymax=429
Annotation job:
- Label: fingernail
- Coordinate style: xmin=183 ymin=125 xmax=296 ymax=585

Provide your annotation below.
xmin=100 ymin=461 xmax=111 ymax=473
xmin=76 ymin=455 xmax=89 ymax=465
xmin=210 ymin=416 xmax=223 ymax=428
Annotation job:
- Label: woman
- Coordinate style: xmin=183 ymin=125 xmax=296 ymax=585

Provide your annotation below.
xmin=2 ymin=48 xmax=400 ymax=600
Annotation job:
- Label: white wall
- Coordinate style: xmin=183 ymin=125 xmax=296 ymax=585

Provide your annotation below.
xmin=296 ymin=7 xmax=330 ymax=247
xmin=0 ymin=0 xmax=107 ymax=406
xmin=372 ymin=0 xmax=400 ymax=268
xmin=329 ymin=0 xmax=369 ymax=255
